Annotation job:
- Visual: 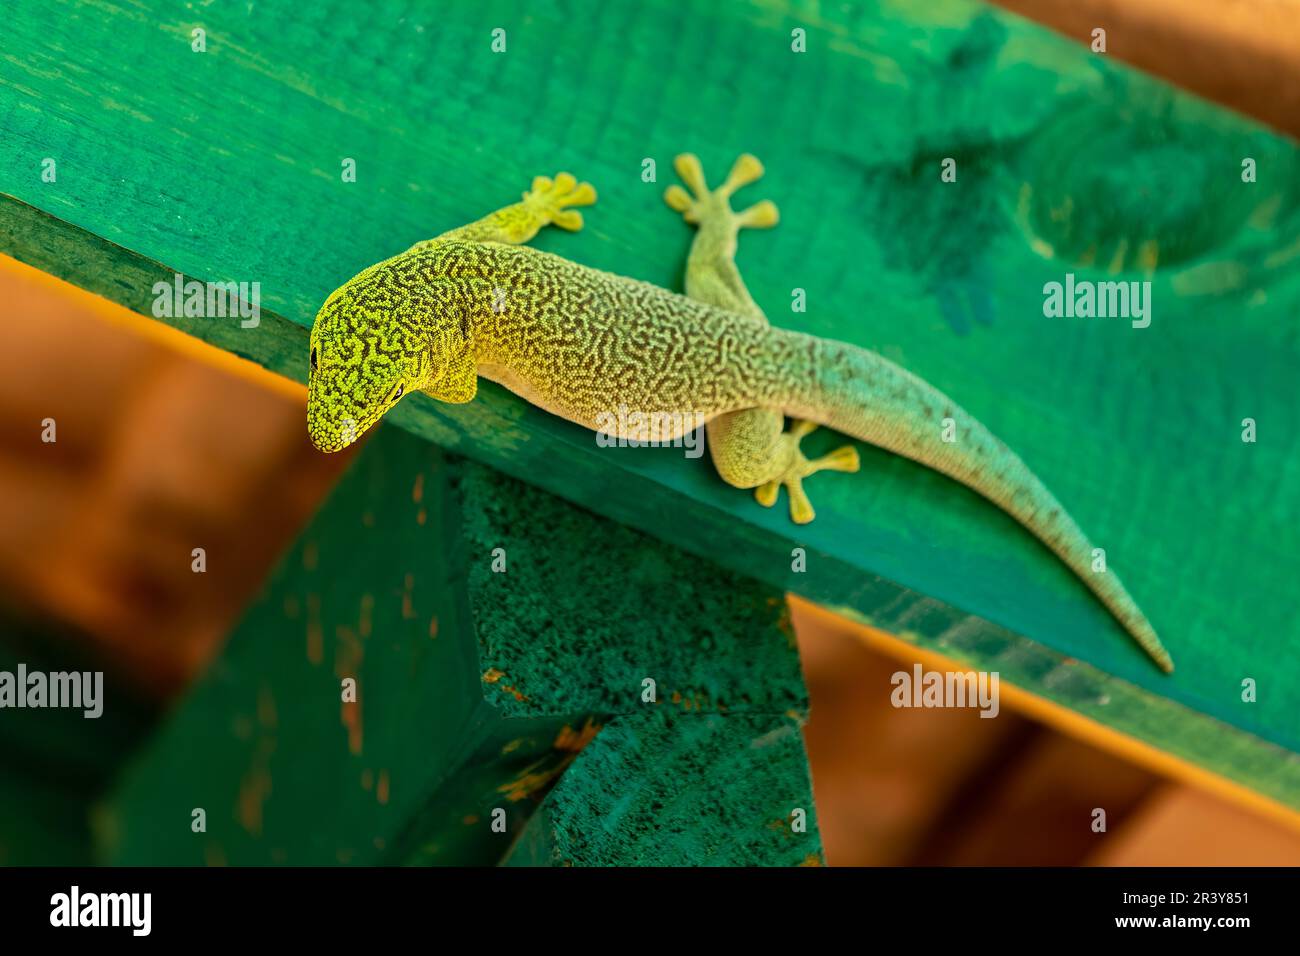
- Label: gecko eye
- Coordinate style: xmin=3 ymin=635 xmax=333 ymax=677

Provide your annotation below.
xmin=310 ymin=347 xmax=318 ymax=373
xmin=391 ymin=382 xmax=404 ymax=402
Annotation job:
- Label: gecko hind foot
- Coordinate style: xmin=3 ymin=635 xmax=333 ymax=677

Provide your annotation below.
xmin=753 ymin=421 xmax=860 ymax=524
xmin=664 ymin=153 xmax=779 ymax=231
xmin=524 ymin=172 xmax=597 ymax=231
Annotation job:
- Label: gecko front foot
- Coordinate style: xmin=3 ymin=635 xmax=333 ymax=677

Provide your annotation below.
xmin=523 ymin=172 xmax=597 ymax=231
xmin=754 ymin=421 xmax=860 ymax=524
xmin=664 ymin=153 xmax=779 ymax=230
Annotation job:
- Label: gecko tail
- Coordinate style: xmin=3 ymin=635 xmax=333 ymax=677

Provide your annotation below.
xmin=793 ymin=336 xmax=1174 ymax=673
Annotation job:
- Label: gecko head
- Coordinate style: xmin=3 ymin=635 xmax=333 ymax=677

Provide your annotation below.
xmin=306 ymin=279 xmax=431 ymax=453
xmin=306 ymin=263 xmax=480 ymax=453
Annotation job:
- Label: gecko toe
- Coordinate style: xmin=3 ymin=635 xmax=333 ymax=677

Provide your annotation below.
xmin=719 ymin=153 xmax=765 ymax=197
xmin=811 ymin=445 xmax=860 ymax=474
xmin=785 ymin=476 xmax=816 ymax=524
xmin=673 ymin=153 xmax=708 ymax=198
xmin=737 ymin=200 xmax=780 ymax=229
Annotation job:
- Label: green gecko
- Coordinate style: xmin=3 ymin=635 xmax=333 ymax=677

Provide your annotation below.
xmin=306 ymin=154 xmax=1174 ymax=673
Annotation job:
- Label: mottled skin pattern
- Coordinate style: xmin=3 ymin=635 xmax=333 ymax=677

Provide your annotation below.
xmin=307 ymin=159 xmax=1173 ymax=673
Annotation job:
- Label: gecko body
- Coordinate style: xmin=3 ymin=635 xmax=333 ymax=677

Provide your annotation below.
xmin=307 ymin=158 xmax=1173 ymax=672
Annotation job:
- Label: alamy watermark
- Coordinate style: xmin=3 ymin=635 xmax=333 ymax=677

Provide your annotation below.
xmin=595 ymin=404 xmax=706 ymax=458
xmin=152 ymin=273 xmax=260 ymax=328
xmin=0 ymin=664 xmax=103 ymax=718
xmin=50 ymin=886 xmax=150 ymax=936
xmin=1043 ymin=273 xmax=1150 ymax=329
xmin=890 ymin=663 xmax=1000 ymax=718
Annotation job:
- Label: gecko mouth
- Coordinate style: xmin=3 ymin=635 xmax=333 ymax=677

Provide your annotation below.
xmin=308 ymin=429 xmax=346 ymax=453
xmin=308 ymin=422 xmax=364 ymax=453
xmin=306 ymin=400 xmax=366 ymax=453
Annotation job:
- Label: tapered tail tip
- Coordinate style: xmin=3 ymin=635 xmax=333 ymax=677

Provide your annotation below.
xmin=1148 ymin=642 xmax=1175 ymax=674
xmin=1130 ymin=617 xmax=1174 ymax=674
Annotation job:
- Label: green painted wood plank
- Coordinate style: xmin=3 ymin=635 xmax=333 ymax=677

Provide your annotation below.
xmin=102 ymin=427 xmax=497 ymax=865
xmin=503 ymin=713 xmax=822 ymax=867
xmin=456 ymin=461 xmax=807 ymax=721
xmin=103 ymin=425 xmax=816 ymax=865
xmin=1 ymin=0 xmax=1296 ymax=805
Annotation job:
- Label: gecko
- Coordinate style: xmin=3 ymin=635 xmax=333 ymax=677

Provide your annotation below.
xmin=306 ymin=154 xmax=1173 ymax=673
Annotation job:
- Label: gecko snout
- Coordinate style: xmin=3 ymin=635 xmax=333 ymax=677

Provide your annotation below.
xmin=306 ymin=391 xmax=366 ymax=453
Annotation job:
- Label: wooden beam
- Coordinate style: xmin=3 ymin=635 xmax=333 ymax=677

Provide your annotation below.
xmin=505 ymin=713 xmax=821 ymax=866
xmin=103 ymin=426 xmax=819 ymax=865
